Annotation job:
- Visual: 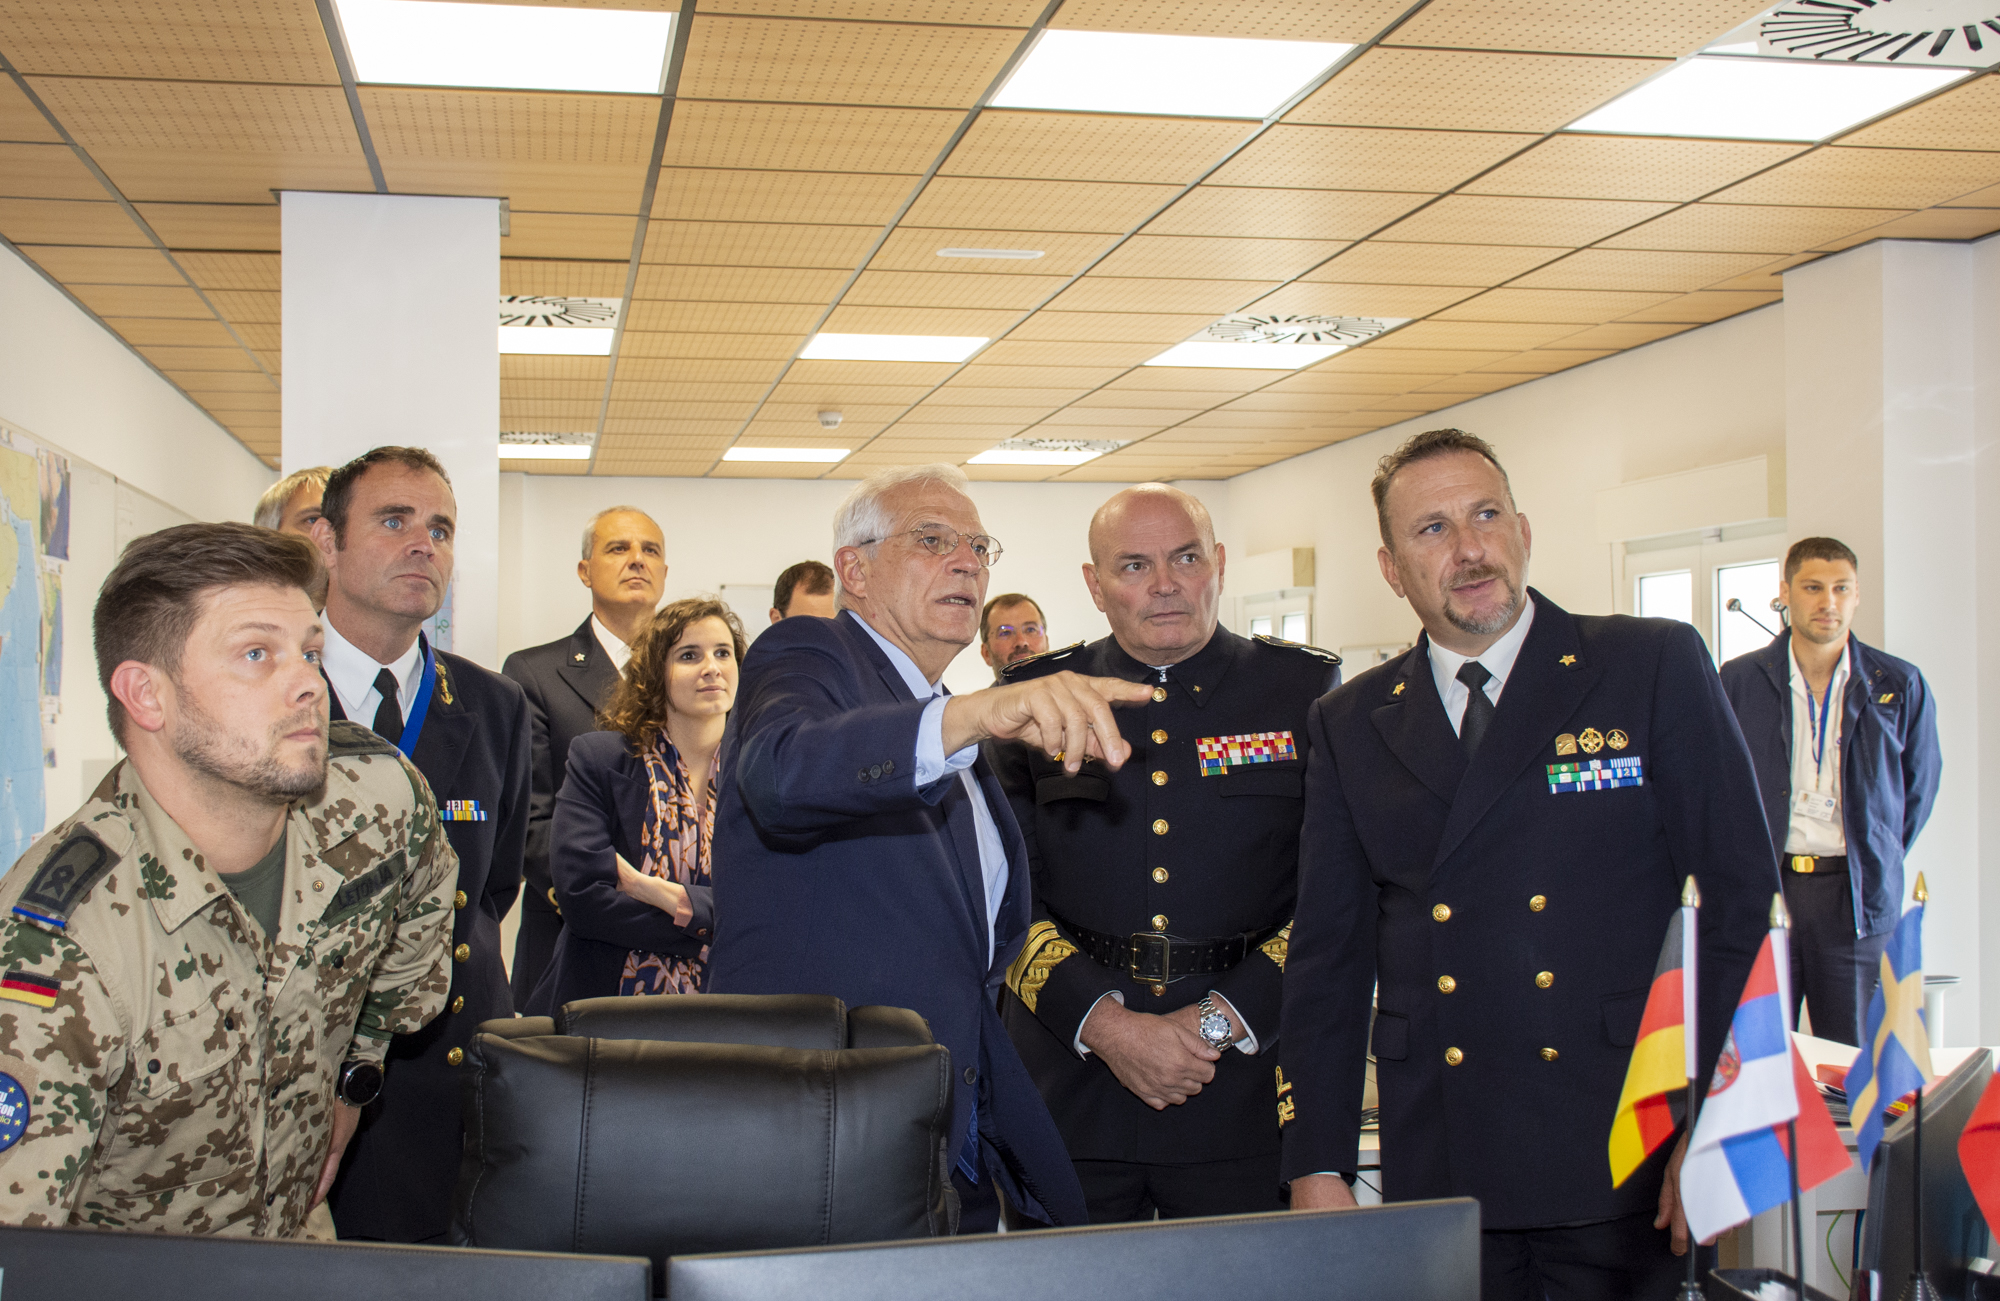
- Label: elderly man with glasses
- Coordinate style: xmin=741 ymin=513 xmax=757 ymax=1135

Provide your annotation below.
xmin=708 ymin=464 xmax=1152 ymax=1233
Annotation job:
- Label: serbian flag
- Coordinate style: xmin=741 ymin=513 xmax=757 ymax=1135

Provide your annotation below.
xmin=1609 ymin=908 xmax=1694 ymax=1187
xmin=1958 ymin=1070 xmax=2000 ymax=1238
xmin=1845 ymin=892 xmax=1933 ymax=1172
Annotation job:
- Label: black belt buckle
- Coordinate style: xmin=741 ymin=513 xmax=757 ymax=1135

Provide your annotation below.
xmin=1129 ymin=932 xmax=1174 ymax=990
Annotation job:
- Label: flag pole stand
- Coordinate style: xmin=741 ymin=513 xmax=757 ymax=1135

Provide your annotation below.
xmin=1787 ymin=1118 xmax=1806 ymax=1300
xmin=1678 ymin=875 xmax=1703 ymax=1301
xmin=1897 ymin=1087 xmax=1940 ymax=1301
xmin=1677 ymin=1075 xmax=1702 ymax=1301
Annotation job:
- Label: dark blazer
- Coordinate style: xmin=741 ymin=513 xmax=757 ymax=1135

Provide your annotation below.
xmin=990 ymin=629 xmax=1339 ymax=1166
xmin=525 ymin=730 xmax=716 ymax=1013
xmin=1718 ymin=630 xmax=1941 ymax=937
xmin=1278 ymin=593 xmax=1777 ymax=1231
xmin=706 ymin=611 xmax=1089 ymax=1228
xmin=325 ymin=645 xmax=531 ymax=1242
xmin=502 ymin=617 xmax=624 ymax=1003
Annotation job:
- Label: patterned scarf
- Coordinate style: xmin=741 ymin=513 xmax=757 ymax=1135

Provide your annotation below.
xmin=617 ymin=730 xmax=715 ymax=997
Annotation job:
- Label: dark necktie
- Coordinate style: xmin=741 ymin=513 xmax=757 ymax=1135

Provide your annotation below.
xmin=1457 ymin=660 xmax=1494 ymax=759
xmin=371 ymin=668 xmax=404 ymax=747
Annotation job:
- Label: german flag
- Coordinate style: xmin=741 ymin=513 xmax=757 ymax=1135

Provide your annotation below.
xmin=1609 ymin=908 xmax=1693 ymax=1187
xmin=0 ymin=970 xmax=58 ymax=1010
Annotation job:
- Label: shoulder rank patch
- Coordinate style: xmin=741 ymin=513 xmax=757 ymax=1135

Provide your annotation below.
xmin=327 ymin=719 xmax=397 ymax=758
xmin=13 ymin=827 xmax=118 ymax=930
xmin=0 ymin=970 xmax=58 ymax=1009
xmin=1252 ymin=633 xmax=1342 ymax=665
xmin=998 ymin=640 xmax=1086 ymax=682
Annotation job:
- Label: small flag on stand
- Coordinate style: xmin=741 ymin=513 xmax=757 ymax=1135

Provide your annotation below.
xmin=1609 ymin=889 xmax=1696 ymax=1188
xmin=1958 ymin=1069 xmax=2000 ymax=1240
xmin=1844 ymin=880 xmax=1933 ymax=1173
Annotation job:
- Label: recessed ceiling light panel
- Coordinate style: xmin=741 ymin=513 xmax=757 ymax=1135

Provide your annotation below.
xmin=799 ymin=333 xmax=988 ymax=363
xmin=336 ymin=0 xmax=675 ymax=93
xmin=969 ymin=438 xmax=1125 ymax=466
xmin=1566 ymin=54 xmax=1967 ymax=141
xmin=992 ymin=30 xmax=1353 ymax=119
xmin=723 ymin=447 xmax=851 ymax=463
xmin=499 ymin=327 xmax=614 ymax=355
xmin=500 ymin=433 xmax=593 ymax=460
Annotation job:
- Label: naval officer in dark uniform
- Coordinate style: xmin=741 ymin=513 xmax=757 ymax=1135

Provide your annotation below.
xmin=310 ymin=447 xmax=531 ymax=1243
xmin=1279 ymin=430 xmax=1776 ymax=1300
xmin=993 ymin=484 xmax=1339 ymax=1221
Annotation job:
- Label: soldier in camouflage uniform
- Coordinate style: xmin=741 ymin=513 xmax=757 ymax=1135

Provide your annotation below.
xmin=0 ymin=523 xmax=456 ymax=1235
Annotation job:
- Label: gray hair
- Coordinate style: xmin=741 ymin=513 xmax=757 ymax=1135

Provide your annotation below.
xmin=831 ymin=464 xmax=973 ymax=609
xmin=253 ymin=466 xmax=330 ymax=530
xmin=581 ymin=504 xmax=655 ymax=559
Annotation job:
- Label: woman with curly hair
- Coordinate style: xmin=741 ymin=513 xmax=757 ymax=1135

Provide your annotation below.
xmin=528 ymin=597 xmax=745 ymax=1012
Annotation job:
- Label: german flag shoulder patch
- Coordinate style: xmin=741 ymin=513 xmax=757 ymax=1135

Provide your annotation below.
xmin=0 ymin=970 xmax=60 ymax=1009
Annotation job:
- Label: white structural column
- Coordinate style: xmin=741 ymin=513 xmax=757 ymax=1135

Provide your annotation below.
xmin=280 ymin=191 xmax=501 ymax=666
xmin=1783 ymin=237 xmax=1993 ymax=1042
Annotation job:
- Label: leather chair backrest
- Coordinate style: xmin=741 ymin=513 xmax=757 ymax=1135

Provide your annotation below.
xmin=537 ymin=993 xmax=934 ymax=1050
xmin=453 ymin=1032 xmax=955 ymax=1280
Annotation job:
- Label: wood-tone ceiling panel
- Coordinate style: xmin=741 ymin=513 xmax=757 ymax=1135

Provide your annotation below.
xmin=1367 ymin=319 xmax=1581 ymax=350
xmin=616 ymin=357 xmax=770 ymax=384
xmin=1434 ymin=287 xmax=1678 ymax=323
xmin=971 ymin=339 xmax=1162 ymax=366
xmin=605 ymin=400 xmax=765 ymax=422
xmin=1050 ymin=0 xmax=1410 ymax=40
xmin=1248 ymin=280 xmax=1479 ymax=317
xmin=1090 ymin=234 xmax=1349 ymax=281
xmin=101 ymin=316 xmax=236 ymax=346
xmin=1701 ymin=253 xmax=1815 ymax=291
xmin=1388 ymin=0 xmax=1769 ymax=57
xmin=502 ymin=378 xmax=605 ymax=402
xmin=1305 ymin=346 xmax=1515 ymax=372
xmin=636 ymin=263 xmax=847 ymax=301
xmin=501 ymin=211 xmax=635 ymax=259
xmin=1814 ymin=205 xmax=2000 ymax=250
xmin=1036 ymin=407 xmax=1186 ymax=426
xmin=1712 ymin=147 xmax=2000 ymax=211
xmin=1006 ymin=310 xmax=1216 ymax=342
xmin=642 ymin=219 xmax=877 ymax=267
xmin=0 ymin=0 xmax=339 ymax=82
xmin=1941 ymin=182 xmax=2000 ymax=207
xmin=1839 ymin=76 xmax=2000 ymax=151
xmin=1615 ymin=289 xmax=1781 ymax=322
xmin=869 ymin=227 xmax=1117 ymax=275
xmin=873 ymin=421 xmax=1024 ymax=440
xmin=845 ymin=268 xmax=1066 ymax=309
xmin=1415 ymin=371 xmax=1535 ymax=395
xmin=1210 ymin=125 xmax=1535 ymax=192
xmin=183 ymin=384 xmax=279 ymax=408
xmin=232 ymin=321 xmax=278 ymax=351
xmin=786 ymin=358 xmax=959 ymax=385
xmin=700 ymin=2 xmax=1045 ymax=24
xmin=505 ymin=398 xmax=600 ymax=422
xmin=624 ymin=300 xmax=823 ymax=333
xmin=1260 ymin=369 xmax=1442 ymax=395
xmin=900 ymin=402 xmax=1061 ymax=423
xmin=1100 ymin=367 xmax=1266 ymax=393
xmin=1376 ymin=195 xmax=1674 ymax=247
xmin=1548 ymin=321 xmax=1698 ymax=349
xmin=1466 ymin=135 xmax=1806 ymax=202
xmin=1471 ymin=348 xmax=1615 ymax=373
xmin=1598 ymin=202 xmax=1912 ymax=253
xmin=365 ymin=88 xmax=660 ymax=164
xmin=602 ymin=418 xmax=744 ymax=436
xmin=1287 ymin=48 xmax=1664 ymax=133
xmin=29 ymin=77 xmax=358 ymax=153
xmin=1144 ymin=186 xmax=1431 ymax=241
xmin=950 ymin=363 xmax=1127 ymax=387
xmin=504 ymin=259 xmax=630 ymax=296
xmin=757 ymin=401 xmax=913 ymax=425
xmin=659 ymin=101 xmax=960 ymax=173
xmin=942 ymin=112 xmax=1249 ymax=185
xmin=134 ymin=201 xmax=279 ymax=249
xmin=1509 ymin=247 xmax=1777 ymax=291
xmin=176 ymin=250 xmax=278 ymax=290
xmin=0 ymin=197 xmax=147 ymax=245
xmin=679 ymin=14 xmax=1021 ymax=107
xmin=132 ymin=342 xmax=260 ymax=372
xmin=206 ymin=289 xmax=278 ymax=322
xmin=902 ymin=176 xmax=1177 ymax=232
xmin=0 ymin=141 xmax=108 ymax=200
xmin=653 ymin=168 xmax=912 ymax=224
xmin=820 ymin=303 xmax=1020 ymax=333
xmin=379 ymin=158 xmax=646 ymax=213
xmin=1072 ymin=386 xmax=1243 ymax=407
xmin=89 ymin=147 xmax=374 ymax=204
xmin=619 ymin=330 xmax=804 ymax=359
xmin=1300 ymin=240 xmax=1567 ymax=285
xmin=15 ymin=243 xmax=181 ymax=284
xmin=1045 ymin=276 xmax=1276 ymax=314
xmin=0 ymin=76 xmax=62 ymax=142
xmin=1222 ymin=390 xmax=1379 ymax=413
xmin=165 ymin=368 xmax=278 ymax=392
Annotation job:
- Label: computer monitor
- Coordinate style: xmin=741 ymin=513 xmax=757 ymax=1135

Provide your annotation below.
xmin=668 ymin=1197 xmax=1480 ymax=1301
xmin=1856 ymin=1047 xmax=1995 ymax=1298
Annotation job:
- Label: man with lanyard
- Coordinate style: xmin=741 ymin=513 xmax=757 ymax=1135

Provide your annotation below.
xmin=1720 ymin=536 xmax=1941 ymax=1045
xmin=309 ymin=446 xmax=532 ymax=1241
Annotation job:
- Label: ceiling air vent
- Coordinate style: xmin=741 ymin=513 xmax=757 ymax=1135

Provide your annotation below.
xmin=969 ymin=438 xmax=1126 ymax=466
xmin=1198 ymin=315 xmax=1406 ymax=346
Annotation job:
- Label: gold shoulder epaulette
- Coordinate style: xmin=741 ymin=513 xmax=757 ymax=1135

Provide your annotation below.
xmin=328 ymin=719 xmax=398 ymax=758
xmin=999 ymin=640 xmax=1086 ymax=682
xmin=1252 ymin=633 xmax=1342 ymax=666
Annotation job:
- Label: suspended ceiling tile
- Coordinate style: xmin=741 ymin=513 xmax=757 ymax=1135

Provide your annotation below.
xmin=615 ymin=357 xmax=772 ymax=384
xmin=1036 ymin=406 xmax=1186 ymax=425
xmin=942 ymin=112 xmax=1249 ymax=185
xmin=1434 ymin=286 xmax=1678 ymax=323
xmin=846 ymin=268 xmax=1062 ymax=309
xmin=66 ymin=281 xmax=212 ymax=318
xmin=504 ymin=259 xmax=630 ymax=296
xmin=1358 ymin=392 xmax=1457 ymax=413
xmin=1248 ymin=280 xmax=1480 ymax=317
xmin=1615 ymin=289 xmax=1782 ymax=323
xmin=1815 ymin=206 xmax=2000 ymax=250
xmin=185 ymin=385 xmax=279 ymax=409
xmin=1838 ymin=76 xmax=2000 ymax=151
xmin=1050 ymin=0 xmax=1410 ymax=40
xmin=1387 ymin=0 xmax=1769 ymax=57
xmin=233 ymin=321 xmax=279 ymax=350
xmin=602 ymin=418 xmax=744 ymax=436
xmin=653 ymin=168 xmax=912 ymax=224
xmin=699 ymin=2 xmax=1045 ymax=25
xmin=951 ymin=363 xmax=1126 ymax=387
xmin=1472 ymin=348 xmax=1616 ymax=373
xmin=787 ymin=358 xmax=959 ymax=384
xmin=379 ymin=158 xmax=650 ymax=215
xmin=1700 ymin=252 xmax=1817 ymax=291
xmin=625 ymin=300 xmax=823 ymax=333
xmin=1712 ymin=147 xmax=2000 ymax=211
xmin=660 ymin=101 xmax=960 ymax=173
xmin=13 ymin=243 xmax=181 ymax=283
xmin=176 ymin=249 xmax=279 ymax=290
xmin=0 ymin=0 xmax=340 ymax=82
xmin=30 ymin=77 xmax=357 ymax=153
xmin=1508 ymin=247 xmax=1778 ymax=291
xmin=503 ymin=378 xmax=605 ymax=402
xmin=635 ymin=263 xmax=847 ymax=302
xmin=0 ymin=77 xmax=62 ymax=142
xmin=903 ymin=176 xmax=1178 ymax=233
xmin=92 ymin=147 xmax=376 ymax=204
xmin=1091 ymin=234 xmax=1349 ymax=281
xmin=1308 ymin=346 xmax=1516 ymax=372
xmin=961 ymin=462 xmax=1067 ymax=481
xmin=102 ymin=315 xmax=236 ymax=346
xmin=1369 ymin=319 xmax=1580 ymax=350
xmin=504 ymin=398 xmax=600 ymax=421
xmin=1287 ymin=48 xmax=1664 ymax=133
xmin=367 ymin=85 xmax=661 ymax=164
xmin=821 ymin=303 xmax=1020 ymax=333
xmin=1546 ymin=320 xmax=1699 ymax=349
xmin=900 ymin=402 xmax=1059 ymax=423
xmin=1209 ymin=125 xmax=1536 ymax=192
xmin=135 ymin=200 xmax=279 ymax=249
xmin=605 ymin=400 xmax=763 ymax=422
xmin=869 ymin=226 xmax=1115 ymax=275
xmin=642 ymin=219 xmax=877 ymax=268
xmin=0 ymin=141 xmax=106 ymax=200
xmin=1466 ymin=135 xmax=1807 ymax=203
xmin=1415 ymin=371 xmax=1536 ymax=395
xmin=1376 ymin=195 xmax=1674 ymax=247
xmin=1144 ymin=186 xmax=1432 ymax=241
xmin=1224 ymin=390 xmax=1378 ymax=413
xmin=679 ymin=14 xmax=1021 ymax=108
xmin=1007 ymin=310 xmax=1216 ymax=342
xmin=1263 ymin=370 xmax=1445 ymax=395
xmin=1045 ymin=276 xmax=1277 ymax=315
xmin=972 ymin=340 xmax=1160 ymax=366
xmin=165 ymin=367 xmax=274 ymax=392
xmin=1071 ymin=386 xmax=1241 ymax=408
xmin=502 ymin=211 xmax=636 ymax=260
xmin=1298 ymin=240 xmax=1568 ymax=286
xmin=1102 ymin=367 xmax=1266 ymax=392
xmin=132 ymin=343 xmax=261 ymax=371
xmin=1597 ymin=202 xmax=1911 ymax=253
xmin=618 ymin=330 xmax=803 ymax=359
xmin=875 ymin=421 xmax=1024 ymax=439
xmin=1941 ymin=182 xmax=2000 ymax=207
xmin=0 ymin=197 xmax=148 ymax=245
xmin=739 ymin=418 xmax=891 ymax=440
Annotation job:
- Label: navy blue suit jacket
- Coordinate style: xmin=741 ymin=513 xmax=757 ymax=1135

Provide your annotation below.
xmin=1279 ymin=593 xmax=1777 ymax=1230
xmin=525 ymin=730 xmax=717 ymax=1014
xmin=707 ymin=611 xmax=1088 ymax=1227
xmin=1718 ymin=630 xmax=1941 ymax=937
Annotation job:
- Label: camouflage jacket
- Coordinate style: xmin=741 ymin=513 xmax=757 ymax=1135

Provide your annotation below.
xmin=0 ymin=722 xmax=457 ymax=1237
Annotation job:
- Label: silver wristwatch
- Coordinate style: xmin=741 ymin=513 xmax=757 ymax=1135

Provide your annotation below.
xmin=1196 ymin=994 xmax=1233 ymax=1050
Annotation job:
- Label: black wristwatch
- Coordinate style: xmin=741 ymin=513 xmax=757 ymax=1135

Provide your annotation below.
xmin=336 ymin=1059 xmax=384 ymax=1107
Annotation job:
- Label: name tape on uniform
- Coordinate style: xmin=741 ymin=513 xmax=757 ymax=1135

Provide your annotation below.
xmin=1196 ymin=731 xmax=1297 ymax=776
xmin=442 ymin=800 xmax=488 ymax=822
xmin=1546 ymin=757 xmax=1644 ymax=794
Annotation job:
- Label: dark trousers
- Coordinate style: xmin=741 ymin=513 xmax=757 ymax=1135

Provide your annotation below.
xmin=1782 ymin=869 xmax=1891 ymax=1047
xmin=509 ymin=900 xmax=562 ymax=1010
xmin=1481 ymin=1211 xmax=1693 ymax=1301
xmin=1072 ymin=1152 xmax=1283 ymax=1223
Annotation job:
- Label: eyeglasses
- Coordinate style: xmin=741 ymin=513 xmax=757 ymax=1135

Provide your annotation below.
xmin=860 ymin=525 xmax=1004 ymax=569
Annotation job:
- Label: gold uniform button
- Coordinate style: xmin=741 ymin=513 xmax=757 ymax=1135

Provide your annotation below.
xmin=1535 ymin=971 xmax=1554 ymax=989
xmin=1151 ymin=729 xmax=1168 ymax=744
xmin=454 ymin=890 xmax=468 ymax=910
xmin=1151 ymin=770 xmax=1168 ymax=786
xmin=1151 ymin=687 xmax=1167 ymax=703
xmin=1151 ymin=914 xmax=1168 ymax=931
xmin=1152 ymin=819 xmax=1169 ymax=835
xmin=450 ymin=995 xmax=465 ymax=1014
xmin=1432 ymin=904 xmax=1451 ymax=922
xmin=1541 ymin=1047 xmax=1559 ymax=1062
xmin=1529 ymin=894 xmax=1547 ymax=912
xmin=453 ymin=943 xmax=470 ymax=963
xmin=447 ymin=1047 xmax=464 ymax=1067
xmin=1444 ymin=1047 xmax=1464 ymax=1066
xmin=1152 ymin=867 xmax=1169 ymax=883
xmin=1437 ymin=975 xmax=1456 ymax=993
xmin=311 ymin=879 xmax=324 ymax=893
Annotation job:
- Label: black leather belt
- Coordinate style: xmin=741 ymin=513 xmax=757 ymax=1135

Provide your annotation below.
xmin=1049 ymin=909 xmax=1278 ymax=991
xmin=1788 ymin=854 xmax=1848 ymax=875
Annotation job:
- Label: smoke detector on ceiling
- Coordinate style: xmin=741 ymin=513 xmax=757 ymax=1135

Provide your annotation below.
xmin=818 ymin=410 xmax=843 ymax=429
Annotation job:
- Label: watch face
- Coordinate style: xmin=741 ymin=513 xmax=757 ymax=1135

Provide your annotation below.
xmin=1199 ymin=1011 xmax=1231 ymax=1044
xmin=340 ymin=1061 xmax=384 ymax=1106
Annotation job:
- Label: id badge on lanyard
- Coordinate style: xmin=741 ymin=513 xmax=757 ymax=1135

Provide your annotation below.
xmin=1795 ymin=672 xmax=1838 ymax=823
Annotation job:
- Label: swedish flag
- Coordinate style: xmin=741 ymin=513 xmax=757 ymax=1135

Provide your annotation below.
xmin=1843 ymin=876 xmax=1934 ymax=1172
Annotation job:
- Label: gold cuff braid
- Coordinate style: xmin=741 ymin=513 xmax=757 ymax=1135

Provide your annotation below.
xmin=1259 ymin=921 xmax=1292 ymax=972
xmin=1005 ymin=920 xmax=1076 ymax=1014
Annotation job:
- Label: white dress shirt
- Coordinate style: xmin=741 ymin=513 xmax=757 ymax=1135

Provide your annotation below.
xmin=1784 ymin=643 xmax=1849 ymax=856
xmin=591 ymin=614 xmax=634 ymax=673
xmin=320 ymin=618 xmax=424 ymax=730
xmin=852 ymin=616 xmax=1007 ymax=966
xmin=1425 ymin=594 xmax=1538 ymax=734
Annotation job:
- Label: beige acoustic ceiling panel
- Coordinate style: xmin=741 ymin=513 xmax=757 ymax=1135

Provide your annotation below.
xmin=1286 ymin=48 xmax=1666 ymax=134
